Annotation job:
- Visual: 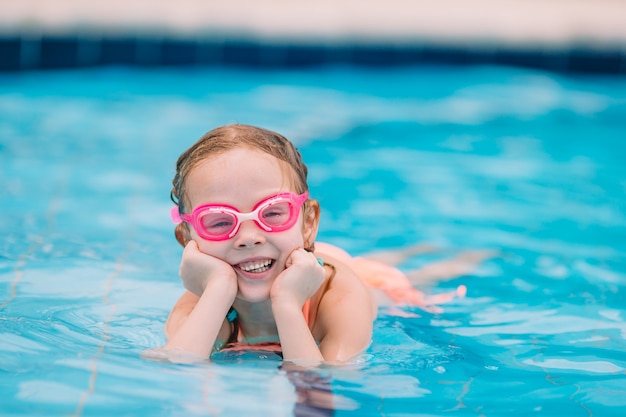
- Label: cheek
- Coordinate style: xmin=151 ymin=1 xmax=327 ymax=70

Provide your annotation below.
xmin=193 ymin=238 xmax=227 ymax=257
xmin=278 ymin=228 xmax=305 ymax=250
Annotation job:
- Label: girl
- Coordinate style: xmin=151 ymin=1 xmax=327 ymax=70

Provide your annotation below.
xmin=162 ymin=124 xmax=471 ymax=365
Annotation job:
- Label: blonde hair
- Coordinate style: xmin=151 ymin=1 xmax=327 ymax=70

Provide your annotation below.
xmin=170 ymin=124 xmax=312 ymax=246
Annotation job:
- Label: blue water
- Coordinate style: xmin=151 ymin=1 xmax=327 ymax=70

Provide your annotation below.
xmin=1 ymin=65 xmax=625 ymax=416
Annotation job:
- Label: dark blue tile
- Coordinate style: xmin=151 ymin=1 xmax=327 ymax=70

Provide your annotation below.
xmin=567 ymin=48 xmax=624 ymax=74
xmin=162 ymin=39 xmax=197 ymax=65
xmin=493 ymin=48 xmax=545 ymax=70
xmin=0 ymin=32 xmax=624 ymax=74
xmin=100 ymin=37 xmax=137 ymax=65
xmin=222 ymin=40 xmax=262 ymax=66
xmin=0 ymin=37 xmax=21 ymax=71
xmin=350 ymin=45 xmax=405 ymax=66
xmin=283 ymin=44 xmax=328 ymax=67
xmin=135 ymin=38 xmax=162 ymax=66
xmin=40 ymin=36 xmax=78 ymax=69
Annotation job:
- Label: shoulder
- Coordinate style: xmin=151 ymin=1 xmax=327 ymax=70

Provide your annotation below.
xmin=308 ymin=249 xmax=376 ymax=360
xmin=312 ymin=250 xmax=376 ymax=329
xmin=315 ymin=242 xmax=353 ymax=263
xmin=315 ymin=243 xmax=372 ymax=302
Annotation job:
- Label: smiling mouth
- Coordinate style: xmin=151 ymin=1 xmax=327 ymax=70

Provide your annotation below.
xmin=236 ymin=259 xmax=275 ymax=273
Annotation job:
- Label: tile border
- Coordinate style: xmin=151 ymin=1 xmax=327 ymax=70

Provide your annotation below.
xmin=1 ymin=34 xmax=624 ymax=74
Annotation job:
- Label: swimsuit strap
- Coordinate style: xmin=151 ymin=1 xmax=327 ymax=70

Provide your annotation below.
xmin=226 ymin=307 xmax=239 ymax=345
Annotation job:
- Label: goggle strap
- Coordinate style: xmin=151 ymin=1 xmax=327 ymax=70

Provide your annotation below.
xmin=170 ymin=206 xmax=182 ymax=224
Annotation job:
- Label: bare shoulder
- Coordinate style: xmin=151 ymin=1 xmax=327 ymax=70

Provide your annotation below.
xmin=313 ymin=249 xmax=376 ymax=324
xmin=315 ymin=242 xmax=353 ymax=263
xmin=315 ymin=243 xmax=372 ymax=300
xmin=311 ymin=248 xmax=376 ymax=359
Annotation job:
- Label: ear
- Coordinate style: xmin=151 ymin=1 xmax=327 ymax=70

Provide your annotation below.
xmin=174 ymin=223 xmax=191 ymax=247
xmin=301 ymin=199 xmax=320 ymax=251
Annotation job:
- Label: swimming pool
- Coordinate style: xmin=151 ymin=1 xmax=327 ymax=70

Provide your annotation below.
xmin=1 ymin=64 xmax=625 ymax=416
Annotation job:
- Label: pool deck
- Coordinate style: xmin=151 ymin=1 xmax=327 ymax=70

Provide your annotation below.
xmin=2 ymin=0 xmax=626 ymax=49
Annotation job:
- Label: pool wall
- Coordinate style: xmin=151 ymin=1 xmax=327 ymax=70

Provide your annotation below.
xmin=1 ymin=1 xmax=626 ymax=74
xmin=1 ymin=34 xmax=625 ymax=74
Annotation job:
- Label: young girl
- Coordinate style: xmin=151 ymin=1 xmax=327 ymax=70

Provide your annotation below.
xmin=162 ymin=124 xmax=472 ymax=365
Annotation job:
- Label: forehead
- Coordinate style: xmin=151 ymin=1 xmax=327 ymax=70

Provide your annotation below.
xmin=185 ymin=147 xmax=297 ymax=207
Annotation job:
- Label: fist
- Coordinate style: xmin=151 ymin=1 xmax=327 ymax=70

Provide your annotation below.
xmin=179 ymin=241 xmax=237 ymax=297
xmin=270 ymin=248 xmax=326 ymax=307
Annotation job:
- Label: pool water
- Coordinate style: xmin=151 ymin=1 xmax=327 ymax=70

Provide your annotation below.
xmin=1 ymin=65 xmax=625 ymax=416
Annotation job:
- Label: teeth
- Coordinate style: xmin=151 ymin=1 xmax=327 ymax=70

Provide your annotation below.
xmin=239 ymin=259 xmax=273 ymax=273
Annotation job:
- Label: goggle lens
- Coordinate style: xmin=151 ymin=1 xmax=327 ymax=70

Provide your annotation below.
xmin=199 ymin=211 xmax=237 ymax=238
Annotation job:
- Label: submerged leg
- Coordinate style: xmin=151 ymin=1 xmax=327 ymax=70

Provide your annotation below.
xmin=347 ymin=256 xmax=466 ymax=313
xmin=350 ymin=248 xmax=496 ymax=313
xmin=315 ymin=241 xmax=494 ymax=312
xmin=358 ymin=244 xmax=437 ymax=266
xmin=406 ymin=250 xmax=498 ymax=286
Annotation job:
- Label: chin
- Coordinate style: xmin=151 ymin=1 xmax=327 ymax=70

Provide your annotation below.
xmin=236 ymin=286 xmax=272 ymax=304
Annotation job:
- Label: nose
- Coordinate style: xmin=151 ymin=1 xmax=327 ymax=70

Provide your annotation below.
xmin=233 ymin=220 xmax=265 ymax=248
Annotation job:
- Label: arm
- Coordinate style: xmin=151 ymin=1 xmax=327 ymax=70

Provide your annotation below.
xmin=163 ymin=241 xmax=238 ymax=358
xmin=271 ymin=250 xmax=375 ymax=364
xmin=164 ymin=290 xmax=199 ymax=340
xmin=270 ymin=248 xmax=326 ymax=364
xmin=406 ymin=250 xmax=497 ymax=285
xmin=272 ymin=302 xmax=324 ymax=364
xmin=164 ymin=279 xmax=236 ymax=357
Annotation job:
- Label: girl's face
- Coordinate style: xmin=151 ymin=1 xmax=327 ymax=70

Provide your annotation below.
xmin=184 ymin=147 xmax=318 ymax=303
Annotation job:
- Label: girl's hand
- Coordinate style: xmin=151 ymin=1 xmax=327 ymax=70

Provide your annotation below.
xmin=270 ymin=248 xmax=326 ymax=308
xmin=179 ymin=240 xmax=237 ymax=298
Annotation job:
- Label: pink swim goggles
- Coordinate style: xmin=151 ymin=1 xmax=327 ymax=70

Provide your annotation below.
xmin=171 ymin=192 xmax=309 ymax=241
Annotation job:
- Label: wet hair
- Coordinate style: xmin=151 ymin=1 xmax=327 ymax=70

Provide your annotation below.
xmin=170 ymin=124 xmax=313 ymax=247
